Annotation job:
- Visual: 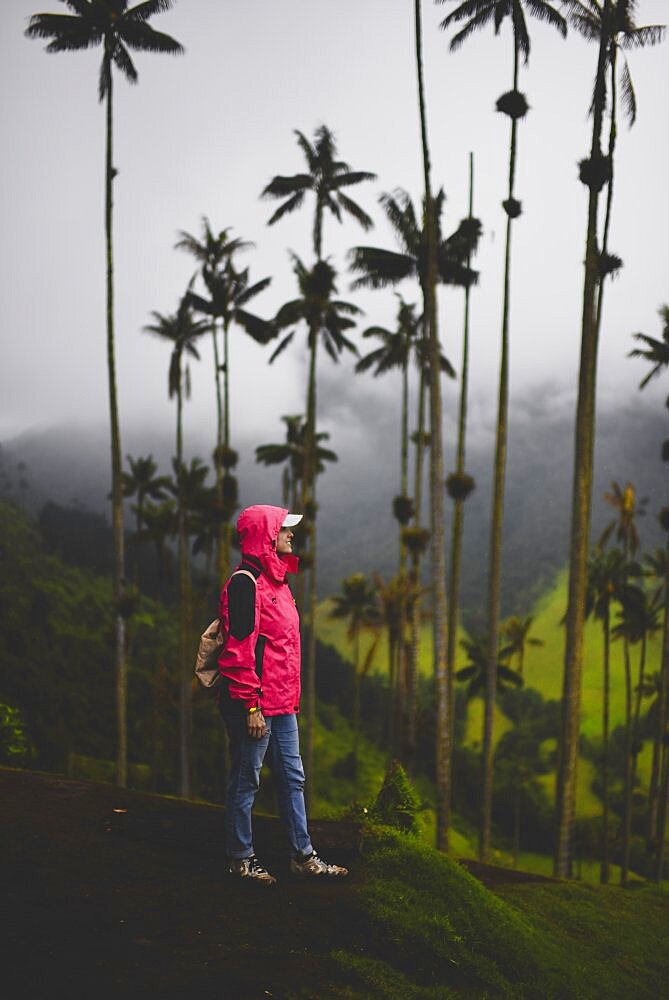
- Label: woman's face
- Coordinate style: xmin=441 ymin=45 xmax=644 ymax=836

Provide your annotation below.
xmin=276 ymin=526 xmax=294 ymax=555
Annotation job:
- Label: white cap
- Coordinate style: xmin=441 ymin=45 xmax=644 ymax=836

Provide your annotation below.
xmin=282 ymin=512 xmax=303 ymax=528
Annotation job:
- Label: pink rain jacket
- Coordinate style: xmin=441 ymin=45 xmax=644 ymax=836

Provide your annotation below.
xmin=217 ymin=504 xmax=301 ymax=716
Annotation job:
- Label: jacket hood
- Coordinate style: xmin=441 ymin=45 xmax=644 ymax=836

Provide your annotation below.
xmin=236 ymin=504 xmax=299 ymax=582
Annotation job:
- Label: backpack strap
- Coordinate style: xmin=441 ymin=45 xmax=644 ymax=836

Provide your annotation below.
xmin=232 ymin=568 xmax=258 ymax=585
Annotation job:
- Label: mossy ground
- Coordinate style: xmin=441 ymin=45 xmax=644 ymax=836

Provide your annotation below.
xmin=3 ymin=767 xmax=668 ymax=999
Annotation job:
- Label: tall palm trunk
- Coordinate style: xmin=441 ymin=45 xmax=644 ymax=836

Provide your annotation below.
xmin=594 ymin=45 xmax=618 ymax=339
xmin=415 ymin=0 xmax=451 ymax=851
xmin=446 ymin=152 xmax=475 ymax=766
xmin=175 ymin=374 xmax=192 ymax=797
xmin=630 ymin=631 xmax=648 ymax=805
xmin=105 ymin=65 xmax=127 ymax=789
xmin=210 ymin=319 xmax=226 ymax=585
xmin=302 ymin=331 xmax=319 ymax=812
xmin=620 ymin=627 xmax=633 ymax=883
xmin=393 ymin=358 xmax=411 ymax=759
xmin=555 ymin=3 xmax=611 ymax=879
xmin=407 ymin=371 xmax=427 ymax=768
xmin=218 ymin=320 xmax=232 ymax=583
xmin=600 ymin=607 xmax=611 ymax=883
xmin=400 ymin=358 xmax=410 ymax=573
xmin=415 ymin=371 xmax=427 ymax=529
xmin=352 ymin=629 xmax=361 ymax=778
xmin=649 ymin=536 xmax=669 ymax=855
xmin=480 ymin=41 xmax=520 ymax=864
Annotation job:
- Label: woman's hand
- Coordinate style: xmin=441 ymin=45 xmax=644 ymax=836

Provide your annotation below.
xmin=247 ymin=709 xmax=267 ymax=739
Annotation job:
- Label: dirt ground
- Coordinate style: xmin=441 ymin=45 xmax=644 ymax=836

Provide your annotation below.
xmin=1 ymin=767 xmax=554 ymax=999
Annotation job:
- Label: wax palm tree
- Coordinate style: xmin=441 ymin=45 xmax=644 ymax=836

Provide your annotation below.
xmin=439 ymin=0 xmax=567 ymax=865
xmin=261 ymin=124 xmax=376 ymax=262
xmin=176 ymin=217 xmax=251 ymax=278
xmin=372 ymin=570 xmax=422 ymax=760
xmin=585 ymin=546 xmax=628 ymax=881
xmin=143 ymin=294 xmax=209 ymax=467
xmin=348 ymin=187 xmax=478 ymax=502
xmin=501 ymin=616 xmax=545 ymax=679
xmin=598 ymin=480 xmax=647 ymax=557
xmin=597 ymin=479 xmax=646 ymax=883
xmin=140 ymin=498 xmax=176 ymax=599
xmin=121 ymin=454 xmax=170 ymax=582
xmin=186 ymin=258 xmax=274 ymax=582
xmin=255 ymin=417 xmax=337 ymax=511
xmin=456 ymin=634 xmax=522 ymax=701
xmin=629 ymin=304 xmax=669 ymax=389
xmin=271 ymin=255 xmax=361 ymax=807
xmin=418 ymin=0 xmax=482 ymax=850
xmin=349 ymin=187 xmax=480 ymax=299
xmin=612 ymin=583 xmax=659 ymax=882
xmin=642 ymin=546 xmax=669 ymax=853
xmin=627 ymin=589 xmax=662 ymax=786
xmin=175 ymin=220 xmax=253 ymax=527
xmin=355 ymin=296 xmax=422 ymax=571
xmin=355 ymin=296 xmax=426 ymax=773
xmin=555 ymin=1 xmax=664 ymax=878
xmin=565 ymin=4 xmax=665 ymax=326
xmin=262 ymin=129 xmax=375 ymax=809
xmin=446 ymin=153 xmax=480 ymax=783
xmin=349 ymin=168 xmax=480 ymax=847
xmin=143 ymin=294 xmax=208 ymax=798
xmin=329 ymin=574 xmax=381 ymax=776
xmin=26 ymin=0 xmax=184 ymax=788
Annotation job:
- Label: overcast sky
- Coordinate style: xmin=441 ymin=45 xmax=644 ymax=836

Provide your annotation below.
xmin=1 ymin=0 xmax=667 ymax=464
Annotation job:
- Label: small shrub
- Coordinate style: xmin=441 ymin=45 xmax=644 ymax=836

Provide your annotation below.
xmin=370 ymin=759 xmax=421 ymax=835
xmin=0 ymin=704 xmax=36 ymax=766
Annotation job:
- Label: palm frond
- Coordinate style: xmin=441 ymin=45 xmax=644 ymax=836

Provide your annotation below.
xmin=118 ymin=20 xmax=184 ymax=54
xmin=361 ymin=325 xmax=394 ymax=340
xmin=444 ymin=7 xmax=497 ymax=51
xmin=526 ymin=1 xmax=567 ymax=38
xmin=235 ymin=276 xmax=272 ymax=306
xmin=355 ymin=347 xmax=389 ymax=375
xmin=348 ymin=247 xmax=415 ymax=289
xmin=269 ymin=330 xmax=295 ymax=364
xmin=261 ymin=174 xmax=314 ymax=199
xmin=330 ymin=169 xmax=378 ymax=190
xmin=274 ymin=299 xmax=305 ymax=329
xmin=294 ymin=129 xmax=317 ymax=172
xmin=331 ymin=299 xmax=363 ymax=316
xmin=324 ymin=193 xmax=343 ymax=223
xmin=25 ymin=13 xmax=103 ymax=48
xmin=267 ymin=190 xmax=306 ymax=226
xmin=234 ymin=310 xmax=275 ymax=345
xmin=565 ymin=8 xmax=600 ymax=40
xmin=128 ymin=0 xmax=176 ymax=22
xmin=618 ymin=53 xmax=637 ymax=126
xmin=61 ymin=0 xmax=97 ymax=14
xmin=185 ymin=292 xmax=214 ymax=316
xmin=112 ymin=41 xmax=138 ymax=83
xmin=438 ymin=0 xmax=493 ymax=30
xmin=618 ymin=24 xmax=666 ymax=49
xmin=379 ymin=190 xmax=418 ymax=254
xmin=336 ymin=190 xmax=374 ymax=231
xmin=512 ymin=2 xmax=531 ymax=63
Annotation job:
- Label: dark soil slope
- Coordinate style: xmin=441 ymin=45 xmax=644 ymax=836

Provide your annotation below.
xmin=2 ymin=768 xmax=668 ymax=1000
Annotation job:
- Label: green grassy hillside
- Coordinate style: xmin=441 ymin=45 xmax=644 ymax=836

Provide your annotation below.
xmin=316 ymin=567 xmax=664 ymax=812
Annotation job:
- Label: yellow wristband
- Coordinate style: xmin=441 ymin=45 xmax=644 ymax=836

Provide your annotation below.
xmin=248 ymin=706 xmax=259 ymax=714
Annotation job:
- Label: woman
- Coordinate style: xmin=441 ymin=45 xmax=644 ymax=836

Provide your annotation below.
xmin=218 ymin=503 xmax=348 ymax=884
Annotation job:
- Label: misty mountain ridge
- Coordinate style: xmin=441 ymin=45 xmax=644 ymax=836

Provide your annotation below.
xmin=1 ymin=391 xmax=666 ymax=629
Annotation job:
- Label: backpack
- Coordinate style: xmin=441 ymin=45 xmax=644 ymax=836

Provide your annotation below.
xmin=194 ymin=568 xmax=258 ymax=694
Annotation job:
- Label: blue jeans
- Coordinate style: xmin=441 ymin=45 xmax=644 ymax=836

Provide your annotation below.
xmin=223 ymin=711 xmax=313 ymax=861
